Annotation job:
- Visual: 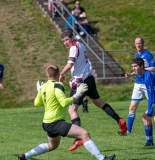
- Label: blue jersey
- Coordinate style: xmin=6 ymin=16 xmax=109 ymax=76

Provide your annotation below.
xmin=142 ymin=70 xmax=155 ymax=117
xmin=134 ymin=49 xmax=155 ymax=84
xmin=0 ymin=64 xmax=4 ymax=78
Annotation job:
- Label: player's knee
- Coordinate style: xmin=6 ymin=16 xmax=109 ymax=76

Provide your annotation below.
xmin=129 ymin=105 xmax=138 ymax=113
xmin=142 ymin=113 xmax=152 ymax=125
xmin=81 ymin=130 xmax=90 ymax=141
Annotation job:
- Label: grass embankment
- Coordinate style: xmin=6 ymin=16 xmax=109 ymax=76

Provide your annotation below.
xmin=1 ymin=0 xmax=155 ymax=108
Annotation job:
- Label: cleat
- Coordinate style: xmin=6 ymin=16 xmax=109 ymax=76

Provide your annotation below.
xmin=18 ymin=154 xmax=26 ymax=160
xmin=118 ymin=119 xmax=127 ymax=135
xmin=82 ymin=109 xmax=88 ymax=113
xmin=68 ymin=139 xmax=83 ymax=151
xmin=103 ymin=154 xmax=115 ymax=160
xmin=144 ymin=143 xmax=154 ymax=148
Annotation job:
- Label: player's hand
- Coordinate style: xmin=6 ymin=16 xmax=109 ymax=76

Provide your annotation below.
xmin=73 ymin=83 xmax=88 ymax=100
xmin=36 ymin=80 xmax=44 ymax=91
xmin=59 ymin=74 xmax=66 ymax=83
xmin=125 ymin=72 xmax=130 ymax=78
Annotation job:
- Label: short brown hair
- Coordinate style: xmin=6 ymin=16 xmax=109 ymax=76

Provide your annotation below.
xmin=46 ymin=65 xmax=59 ymax=78
xmin=132 ymin=58 xmax=144 ymax=68
xmin=61 ymin=29 xmax=73 ymax=39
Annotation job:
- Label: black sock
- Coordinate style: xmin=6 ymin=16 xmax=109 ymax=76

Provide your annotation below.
xmin=102 ymin=103 xmax=120 ymax=123
xmin=82 ymin=99 xmax=88 ymax=111
xmin=71 ymin=117 xmax=81 ymax=126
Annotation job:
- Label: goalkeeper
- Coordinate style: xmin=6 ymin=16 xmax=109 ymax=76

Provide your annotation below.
xmin=18 ymin=65 xmax=115 ymax=160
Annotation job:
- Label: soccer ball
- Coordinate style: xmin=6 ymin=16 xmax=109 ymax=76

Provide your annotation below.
xmin=69 ymin=76 xmax=83 ymax=90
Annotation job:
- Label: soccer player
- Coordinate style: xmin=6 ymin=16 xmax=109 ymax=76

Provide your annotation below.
xmin=125 ymin=37 xmax=155 ymax=133
xmin=131 ymin=58 xmax=155 ymax=146
xmin=59 ymin=29 xmax=127 ymax=151
xmin=18 ymin=65 xmax=115 ymax=160
xmin=0 ymin=64 xmax=4 ymax=90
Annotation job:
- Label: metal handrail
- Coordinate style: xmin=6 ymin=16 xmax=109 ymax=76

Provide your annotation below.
xmin=51 ymin=2 xmax=105 ymax=64
xmin=45 ymin=2 xmax=155 ymax=79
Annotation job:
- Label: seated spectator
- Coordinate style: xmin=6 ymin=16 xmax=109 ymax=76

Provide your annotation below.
xmin=71 ymin=0 xmax=86 ymax=17
xmin=65 ymin=9 xmax=84 ymax=36
xmin=79 ymin=14 xmax=94 ymax=36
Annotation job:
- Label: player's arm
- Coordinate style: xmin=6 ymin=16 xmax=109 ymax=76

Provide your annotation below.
xmin=145 ymin=73 xmax=155 ymax=117
xmin=145 ymin=67 xmax=155 ymax=72
xmin=59 ymin=63 xmax=74 ymax=82
xmin=34 ymin=90 xmax=44 ymax=107
xmin=125 ymin=71 xmax=135 ymax=78
xmin=54 ymin=83 xmax=74 ymax=107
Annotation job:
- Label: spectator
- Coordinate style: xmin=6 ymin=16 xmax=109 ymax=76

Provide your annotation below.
xmin=65 ymin=10 xmax=84 ymax=36
xmin=79 ymin=14 xmax=95 ymax=37
xmin=0 ymin=64 xmax=4 ymax=90
xmin=48 ymin=0 xmax=65 ymax=14
xmin=71 ymin=0 xmax=86 ymax=17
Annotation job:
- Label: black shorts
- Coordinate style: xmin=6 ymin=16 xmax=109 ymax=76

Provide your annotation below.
xmin=42 ymin=120 xmax=72 ymax=138
xmin=70 ymin=75 xmax=100 ymax=106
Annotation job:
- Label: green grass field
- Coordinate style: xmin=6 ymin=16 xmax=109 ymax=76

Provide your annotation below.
xmin=1 ymin=100 xmax=154 ymax=160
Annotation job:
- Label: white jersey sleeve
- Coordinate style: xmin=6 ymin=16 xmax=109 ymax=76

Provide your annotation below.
xmin=67 ymin=42 xmax=92 ymax=80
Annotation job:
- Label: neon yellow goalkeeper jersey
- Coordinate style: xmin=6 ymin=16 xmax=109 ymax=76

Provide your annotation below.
xmin=34 ymin=80 xmax=74 ymax=123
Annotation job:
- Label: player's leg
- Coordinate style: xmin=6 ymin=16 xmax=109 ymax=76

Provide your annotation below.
xmin=18 ymin=136 xmax=61 ymax=160
xmin=127 ymin=101 xmax=139 ymax=133
xmin=86 ymin=75 xmax=127 ymax=135
xmin=82 ymin=96 xmax=88 ymax=112
xmin=67 ymin=124 xmax=115 ymax=160
xmin=68 ymin=89 xmax=85 ymax=151
xmin=127 ymin=83 xmax=146 ymax=133
xmin=142 ymin=108 xmax=155 ymax=147
xmin=92 ymin=98 xmax=127 ymax=135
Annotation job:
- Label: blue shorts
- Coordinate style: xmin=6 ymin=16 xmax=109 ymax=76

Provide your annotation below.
xmin=70 ymin=75 xmax=100 ymax=106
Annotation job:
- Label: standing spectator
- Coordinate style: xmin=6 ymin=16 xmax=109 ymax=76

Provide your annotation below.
xmin=18 ymin=65 xmax=115 ymax=160
xmin=131 ymin=58 xmax=155 ymax=147
xmin=48 ymin=0 xmax=65 ymax=14
xmin=125 ymin=37 xmax=155 ymax=133
xmin=71 ymin=0 xmax=86 ymax=17
xmin=0 ymin=64 xmax=4 ymax=90
xmin=59 ymin=29 xmax=127 ymax=151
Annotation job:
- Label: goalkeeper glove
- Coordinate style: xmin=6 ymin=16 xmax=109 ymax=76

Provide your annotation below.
xmin=73 ymin=83 xmax=88 ymax=100
xmin=36 ymin=80 xmax=44 ymax=91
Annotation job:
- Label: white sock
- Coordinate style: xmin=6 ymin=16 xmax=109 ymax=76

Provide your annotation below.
xmin=25 ymin=143 xmax=49 ymax=159
xmin=84 ymin=139 xmax=105 ymax=160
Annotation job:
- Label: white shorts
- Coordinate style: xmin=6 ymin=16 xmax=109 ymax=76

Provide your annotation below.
xmin=131 ymin=83 xmax=148 ymax=101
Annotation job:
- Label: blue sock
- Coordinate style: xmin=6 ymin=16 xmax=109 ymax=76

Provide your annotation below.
xmin=127 ymin=113 xmax=135 ymax=133
xmin=144 ymin=125 xmax=154 ymax=145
